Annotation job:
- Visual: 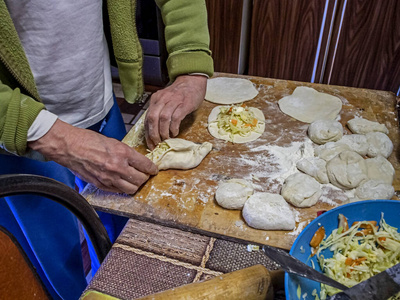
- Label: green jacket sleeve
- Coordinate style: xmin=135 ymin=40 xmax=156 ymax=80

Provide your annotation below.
xmin=0 ymin=80 xmax=45 ymax=155
xmin=155 ymin=0 xmax=214 ymax=81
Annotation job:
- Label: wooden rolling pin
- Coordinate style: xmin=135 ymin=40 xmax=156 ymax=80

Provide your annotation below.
xmin=136 ymin=265 xmax=284 ymax=300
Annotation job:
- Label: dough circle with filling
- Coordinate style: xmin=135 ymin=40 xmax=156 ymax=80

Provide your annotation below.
xmin=208 ymin=106 xmax=265 ymax=143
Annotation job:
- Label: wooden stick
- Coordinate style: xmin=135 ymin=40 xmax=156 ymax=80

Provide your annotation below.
xmin=136 ymin=265 xmax=281 ymax=300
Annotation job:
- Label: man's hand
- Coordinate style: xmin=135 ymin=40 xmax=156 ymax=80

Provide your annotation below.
xmin=144 ymin=75 xmax=207 ymax=150
xmin=28 ymin=119 xmax=158 ymax=194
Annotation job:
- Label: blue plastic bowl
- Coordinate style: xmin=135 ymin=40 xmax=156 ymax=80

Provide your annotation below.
xmin=285 ymin=200 xmax=400 ymax=299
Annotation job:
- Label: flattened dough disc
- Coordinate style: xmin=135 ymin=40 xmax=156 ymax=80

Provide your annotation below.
xmin=205 ymin=77 xmax=259 ymax=104
xmin=278 ymin=86 xmax=342 ymax=123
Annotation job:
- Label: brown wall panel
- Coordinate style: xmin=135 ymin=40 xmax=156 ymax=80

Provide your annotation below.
xmin=248 ymin=0 xmax=329 ymax=82
xmin=206 ymin=0 xmax=243 ymax=73
xmin=323 ymin=0 xmax=400 ymax=93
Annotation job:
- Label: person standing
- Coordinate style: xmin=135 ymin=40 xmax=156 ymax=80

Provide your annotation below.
xmin=0 ymin=0 xmax=213 ymax=299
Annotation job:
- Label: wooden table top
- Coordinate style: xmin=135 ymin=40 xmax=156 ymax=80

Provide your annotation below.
xmin=82 ymin=72 xmax=400 ymax=250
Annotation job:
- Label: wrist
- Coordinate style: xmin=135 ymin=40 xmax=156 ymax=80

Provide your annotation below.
xmin=28 ymin=119 xmax=72 ymax=158
xmin=175 ymin=74 xmax=207 ymax=88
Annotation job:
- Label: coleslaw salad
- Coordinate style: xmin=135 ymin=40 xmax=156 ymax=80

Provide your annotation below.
xmin=312 ymin=213 xmax=400 ymax=299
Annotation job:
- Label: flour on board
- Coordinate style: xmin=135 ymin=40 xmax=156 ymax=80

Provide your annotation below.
xmin=249 ymin=139 xmax=314 ymax=188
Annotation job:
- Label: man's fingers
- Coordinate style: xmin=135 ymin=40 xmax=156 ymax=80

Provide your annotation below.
xmin=145 ymin=132 xmax=156 ymax=151
xmin=74 ymin=172 xmax=124 ymax=194
xmin=110 ymin=178 xmax=141 ymax=195
xmin=158 ymin=104 xmax=176 ymax=140
xmin=128 ymin=151 xmax=159 ymax=175
xmin=145 ymin=95 xmax=165 ymax=147
xmin=169 ymin=104 xmax=189 ymax=137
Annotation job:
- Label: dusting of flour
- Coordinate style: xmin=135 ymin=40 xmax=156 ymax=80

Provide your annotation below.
xmin=258 ymin=140 xmax=314 ymax=184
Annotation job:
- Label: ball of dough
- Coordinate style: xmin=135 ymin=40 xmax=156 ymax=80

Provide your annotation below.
xmin=326 ymin=150 xmax=368 ymax=190
xmin=366 ymin=132 xmax=393 ymax=158
xmin=215 ymin=179 xmax=254 ymax=209
xmin=242 ymin=193 xmax=295 ymax=230
xmin=354 ymin=180 xmax=394 ymax=201
xmin=365 ymin=155 xmax=395 ymax=185
xmin=308 ymin=120 xmax=343 ymax=144
xmin=281 ymin=173 xmax=322 ymax=207
xmin=347 ymin=118 xmax=389 ymax=135
xmin=336 ymin=134 xmax=368 ymax=156
xmin=296 ymin=157 xmax=329 ymax=184
xmin=314 ymin=142 xmax=351 ymax=161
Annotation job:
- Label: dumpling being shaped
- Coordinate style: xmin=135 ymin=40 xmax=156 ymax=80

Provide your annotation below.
xmin=146 ymin=138 xmax=213 ymax=170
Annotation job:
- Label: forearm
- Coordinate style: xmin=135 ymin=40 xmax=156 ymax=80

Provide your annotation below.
xmin=28 ymin=119 xmax=158 ymax=194
xmin=0 ymin=81 xmax=45 ymax=155
xmin=155 ymin=0 xmax=214 ymax=81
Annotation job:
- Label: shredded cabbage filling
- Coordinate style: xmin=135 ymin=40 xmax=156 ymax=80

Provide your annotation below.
xmin=313 ymin=214 xmax=400 ymax=299
xmin=214 ymin=104 xmax=263 ymax=139
xmin=146 ymin=142 xmax=170 ymax=162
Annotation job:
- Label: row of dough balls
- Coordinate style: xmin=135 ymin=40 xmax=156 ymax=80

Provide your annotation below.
xmin=215 ymin=179 xmax=295 ymax=231
xmin=282 ymin=118 xmax=395 ymax=208
xmin=214 ymin=118 xmax=395 ymax=231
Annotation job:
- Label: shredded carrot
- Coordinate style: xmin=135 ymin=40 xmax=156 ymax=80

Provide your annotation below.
xmin=345 ymin=257 xmax=367 ymax=267
xmin=355 ymin=257 xmax=367 ymax=264
xmin=345 ymin=257 xmax=353 ymax=266
xmin=355 ymin=228 xmax=376 ymax=236
xmin=352 ymin=221 xmax=377 ymax=229
xmin=310 ymin=226 xmax=325 ymax=248
xmin=230 ymin=119 xmax=238 ymax=126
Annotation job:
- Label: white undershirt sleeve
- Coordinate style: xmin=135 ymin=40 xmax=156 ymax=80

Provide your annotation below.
xmin=189 ymin=73 xmax=209 ymax=78
xmin=27 ymin=110 xmax=58 ymax=142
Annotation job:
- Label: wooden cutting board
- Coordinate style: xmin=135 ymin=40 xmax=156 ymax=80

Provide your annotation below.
xmin=82 ymin=73 xmax=400 ymax=250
